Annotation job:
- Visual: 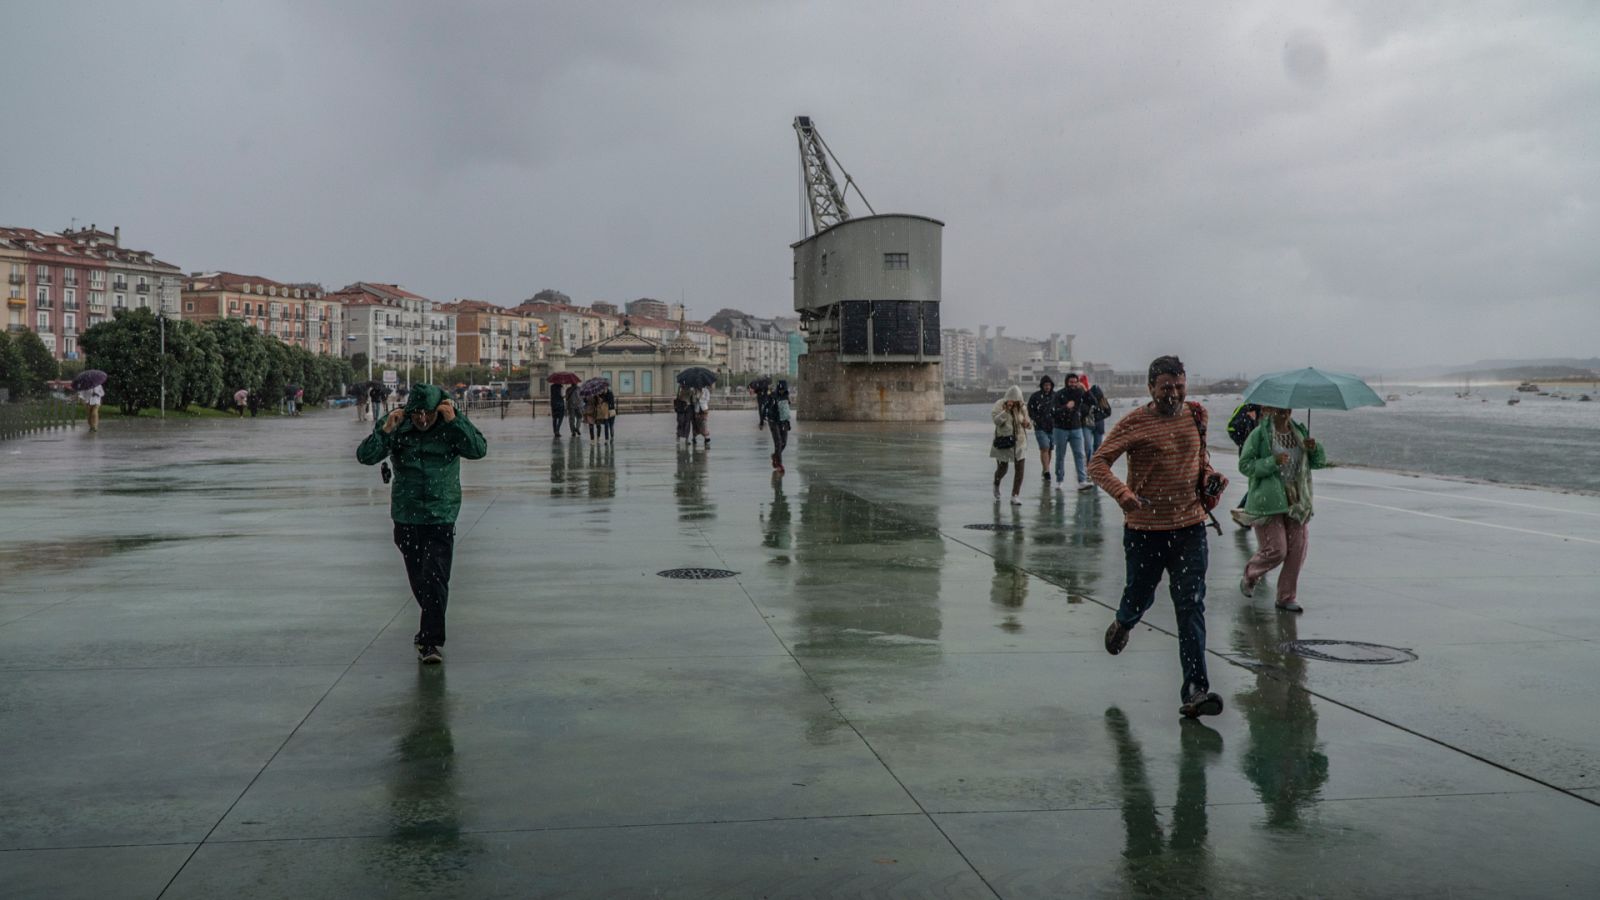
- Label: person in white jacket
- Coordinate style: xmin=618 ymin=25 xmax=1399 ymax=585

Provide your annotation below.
xmin=693 ymin=386 xmax=712 ymax=447
xmin=991 ymin=385 xmax=1031 ymax=504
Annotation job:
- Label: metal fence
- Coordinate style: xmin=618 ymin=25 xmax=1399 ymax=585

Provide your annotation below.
xmin=0 ymin=398 xmax=85 ymax=440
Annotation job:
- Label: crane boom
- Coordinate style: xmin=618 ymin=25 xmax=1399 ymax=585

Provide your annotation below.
xmin=794 ymin=116 xmax=873 ymax=236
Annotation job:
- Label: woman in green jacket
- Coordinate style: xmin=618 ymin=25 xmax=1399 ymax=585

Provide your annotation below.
xmin=1237 ymin=406 xmax=1327 ymax=613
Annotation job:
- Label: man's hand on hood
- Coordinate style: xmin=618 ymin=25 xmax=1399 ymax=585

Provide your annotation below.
xmin=437 ymin=398 xmax=456 ymax=423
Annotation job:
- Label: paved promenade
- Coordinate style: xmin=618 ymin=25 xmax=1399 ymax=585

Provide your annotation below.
xmin=3 ymin=406 xmax=1597 ymax=898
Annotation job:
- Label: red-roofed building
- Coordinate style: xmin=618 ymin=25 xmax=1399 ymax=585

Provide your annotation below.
xmin=182 ymin=272 xmax=341 ymax=355
xmin=436 ymin=300 xmax=544 ymax=371
xmin=1 ymin=226 xmax=114 ymax=361
xmin=326 ymin=282 xmax=453 ymax=380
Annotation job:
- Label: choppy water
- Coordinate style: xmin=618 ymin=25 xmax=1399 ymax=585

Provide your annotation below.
xmin=951 ymin=383 xmax=1600 ymax=494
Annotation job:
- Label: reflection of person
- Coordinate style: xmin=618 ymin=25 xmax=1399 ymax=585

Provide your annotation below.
xmin=760 ymin=472 xmax=791 ymax=554
xmin=1233 ymin=605 xmax=1328 ymax=829
xmin=990 ymin=528 xmax=1028 ymax=633
xmin=1238 ymin=406 xmax=1327 ymax=613
xmin=991 ymin=385 xmax=1031 ymax=504
xmin=1105 ymin=707 xmax=1221 ymax=897
xmin=674 ymin=445 xmax=713 ymax=521
xmin=374 ymin=667 xmax=469 ymax=887
xmin=77 ymin=383 xmax=104 ymax=432
xmin=1027 ymin=376 xmax=1055 ymax=483
xmin=1092 ymin=355 xmax=1227 ymax=719
xmin=356 ymin=384 xmax=488 ymax=664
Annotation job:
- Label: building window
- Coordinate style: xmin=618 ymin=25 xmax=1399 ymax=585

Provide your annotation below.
xmin=185 ymin=301 xmax=195 ymax=312
xmin=114 ymin=294 xmax=125 ymax=308
xmin=64 ymin=288 xmax=76 ymax=307
xmin=37 ymin=312 xmax=49 ymax=330
xmin=883 ymin=252 xmax=909 ymax=270
xmin=601 ymin=371 xmax=613 ymax=385
xmin=619 ymin=371 xmax=635 ymax=394
xmin=641 ymin=371 xmax=653 ymax=394
xmin=64 ymin=312 xmax=76 ymax=330
xmin=63 ymin=337 xmax=76 ymax=355
xmin=37 ymin=286 xmax=49 ymax=305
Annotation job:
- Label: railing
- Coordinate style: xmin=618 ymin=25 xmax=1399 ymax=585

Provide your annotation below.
xmin=9 ymin=274 xmax=25 ymax=285
xmin=35 ymin=300 xmax=52 ymax=310
xmin=135 ymin=284 xmax=150 ymax=294
xmin=0 ymin=397 xmax=84 ymax=440
xmin=35 ymin=275 xmax=52 ymax=285
xmin=113 ymin=282 xmax=128 ymax=291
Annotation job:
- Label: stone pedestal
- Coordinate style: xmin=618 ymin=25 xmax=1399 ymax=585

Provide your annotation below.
xmin=797 ymin=349 xmax=945 ymax=421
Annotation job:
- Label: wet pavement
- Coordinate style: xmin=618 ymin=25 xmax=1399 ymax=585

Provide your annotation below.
xmin=2 ymin=407 xmax=1597 ymax=898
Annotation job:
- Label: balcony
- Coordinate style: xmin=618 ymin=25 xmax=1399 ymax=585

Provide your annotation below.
xmin=36 ymin=275 xmax=52 ymax=286
xmin=8 ymin=274 xmax=23 ymax=285
xmin=7 ymin=324 xmax=25 ymax=333
xmin=135 ymin=284 xmax=150 ymax=294
xmin=7 ymin=297 xmax=24 ymax=308
xmin=35 ymin=300 xmax=52 ymax=310
xmin=113 ymin=282 xmax=128 ymax=291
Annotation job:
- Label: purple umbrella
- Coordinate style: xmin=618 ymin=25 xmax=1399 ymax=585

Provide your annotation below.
xmin=72 ymin=369 xmax=107 ymax=391
xmin=578 ymin=376 xmax=610 ymax=398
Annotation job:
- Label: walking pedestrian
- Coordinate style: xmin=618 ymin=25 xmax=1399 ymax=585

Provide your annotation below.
xmin=991 ymin=385 xmax=1031 ymax=504
xmin=77 ymin=381 xmax=104 ymax=432
xmin=1050 ymin=373 xmax=1093 ymax=490
xmin=1226 ymin=403 xmax=1263 ymax=523
xmin=766 ymin=380 xmax=793 ymax=473
xmin=597 ymin=387 xmax=616 ymax=443
xmin=565 ymin=385 xmax=581 ymax=436
xmin=1237 ymin=406 xmax=1327 ymax=613
xmin=674 ymin=385 xmax=694 ymax=444
xmin=1027 ymin=376 xmax=1055 ymax=484
xmin=368 ymin=383 xmax=386 ymax=421
xmin=1082 ymin=373 xmax=1111 ymax=456
xmin=584 ymin=393 xmax=599 ymax=441
xmin=356 ymin=384 xmax=488 ymax=665
xmin=234 ymin=388 xmax=249 ymax=417
xmin=549 ymin=383 xmax=566 ymax=436
xmin=1090 ymin=355 xmax=1229 ymax=719
xmin=753 ymin=380 xmax=770 ymax=429
xmin=693 ymin=385 xmax=711 ymax=447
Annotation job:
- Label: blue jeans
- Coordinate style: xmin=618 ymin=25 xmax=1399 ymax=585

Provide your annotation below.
xmin=1053 ymin=427 xmax=1089 ymax=484
xmin=1089 ymin=424 xmax=1104 ymax=457
xmin=1115 ymin=524 xmax=1210 ymax=700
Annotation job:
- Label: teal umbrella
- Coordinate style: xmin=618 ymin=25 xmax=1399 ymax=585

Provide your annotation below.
xmin=1242 ymin=367 xmax=1384 ymax=428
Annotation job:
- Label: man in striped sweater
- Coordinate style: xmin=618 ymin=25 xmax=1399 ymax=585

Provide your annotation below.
xmin=1088 ymin=355 xmax=1227 ymax=719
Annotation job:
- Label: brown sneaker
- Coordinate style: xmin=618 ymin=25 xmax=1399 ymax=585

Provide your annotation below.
xmin=1104 ymin=620 xmax=1131 ymax=655
xmin=1180 ymin=688 xmax=1223 ymax=718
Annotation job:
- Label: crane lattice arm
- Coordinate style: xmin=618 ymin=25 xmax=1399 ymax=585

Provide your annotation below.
xmin=794 ymin=115 xmax=874 ymax=236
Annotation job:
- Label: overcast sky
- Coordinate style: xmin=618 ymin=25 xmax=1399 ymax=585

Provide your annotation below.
xmin=4 ymin=1 xmax=1596 ymax=375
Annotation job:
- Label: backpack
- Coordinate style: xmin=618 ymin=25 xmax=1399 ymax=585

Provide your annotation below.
xmin=1227 ymin=404 xmax=1261 ymax=449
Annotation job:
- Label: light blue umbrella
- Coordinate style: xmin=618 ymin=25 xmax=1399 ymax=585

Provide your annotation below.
xmin=1242 ymin=367 xmax=1385 ymax=428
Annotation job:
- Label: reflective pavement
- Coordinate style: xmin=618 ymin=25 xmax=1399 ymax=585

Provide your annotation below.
xmin=2 ymin=407 xmax=1597 ymax=898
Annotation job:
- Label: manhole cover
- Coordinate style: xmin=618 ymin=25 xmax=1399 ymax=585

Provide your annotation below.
xmin=965 ymin=523 xmax=1020 ymax=532
xmin=657 ymin=567 xmax=738 ymax=580
xmin=1280 ymin=640 xmax=1418 ymax=664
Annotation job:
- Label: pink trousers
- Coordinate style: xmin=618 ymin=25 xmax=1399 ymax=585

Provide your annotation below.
xmin=1245 ymin=514 xmax=1309 ymax=605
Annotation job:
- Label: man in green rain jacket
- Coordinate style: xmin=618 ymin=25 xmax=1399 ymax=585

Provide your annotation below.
xmin=357 ymin=383 xmax=488 ymax=664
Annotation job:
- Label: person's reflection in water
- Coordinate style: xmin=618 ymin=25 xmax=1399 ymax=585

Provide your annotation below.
xmin=990 ymin=526 xmax=1028 ymax=633
xmin=375 ymin=667 xmax=472 ymax=889
xmin=1104 ymin=707 xmax=1222 ymax=898
xmin=549 ymin=432 xmax=569 ymax=496
xmin=674 ymin=445 xmax=714 ymax=521
xmin=761 ymin=472 xmax=791 ymax=560
xmin=1233 ymin=604 xmax=1328 ymax=829
xmin=587 ymin=441 xmax=615 ymax=499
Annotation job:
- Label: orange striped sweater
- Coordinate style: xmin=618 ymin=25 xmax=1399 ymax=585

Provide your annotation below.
xmin=1088 ymin=402 xmax=1215 ymax=531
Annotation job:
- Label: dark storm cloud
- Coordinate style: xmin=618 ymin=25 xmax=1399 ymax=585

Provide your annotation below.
xmin=3 ymin=0 xmax=1595 ymax=375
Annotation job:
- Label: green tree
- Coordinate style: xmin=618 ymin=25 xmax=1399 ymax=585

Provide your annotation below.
xmin=79 ymin=308 xmax=162 ymax=414
xmin=0 ymin=331 xmax=30 ymax=400
xmin=173 ymin=320 xmax=223 ymax=411
xmin=13 ymin=330 xmax=58 ymax=397
xmin=205 ymin=319 xmax=270 ymax=408
xmin=350 ymin=351 xmax=369 ymax=380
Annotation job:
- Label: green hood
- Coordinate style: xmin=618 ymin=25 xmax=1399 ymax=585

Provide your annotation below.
xmin=404 ymin=383 xmax=448 ymax=413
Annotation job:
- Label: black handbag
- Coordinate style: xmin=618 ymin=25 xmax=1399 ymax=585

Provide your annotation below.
xmin=993 ymin=434 xmax=1016 ymax=450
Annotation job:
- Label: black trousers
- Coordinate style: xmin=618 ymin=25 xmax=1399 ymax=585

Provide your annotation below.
xmin=552 ymin=406 xmax=564 ymax=434
xmin=768 ymin=419 xmax=790 ymax=463
xmin=394 ymin=522 xmax=455 ymax=646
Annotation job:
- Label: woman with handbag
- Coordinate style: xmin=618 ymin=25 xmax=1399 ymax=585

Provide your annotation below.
xmin=1237 ymin=406 xmax=1328 ymax=612
xmin=991 ymin=385 xmax=1032 ymax=504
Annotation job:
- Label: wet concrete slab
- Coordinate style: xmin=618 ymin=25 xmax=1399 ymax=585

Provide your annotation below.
xmin=2 ymin=409 xmax=1597 ymax=897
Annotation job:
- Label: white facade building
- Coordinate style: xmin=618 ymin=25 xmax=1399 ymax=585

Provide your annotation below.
xmin=940 ymin=328 xmax=979 ymax=385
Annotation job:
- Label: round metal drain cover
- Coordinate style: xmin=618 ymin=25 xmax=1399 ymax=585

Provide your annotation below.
xmin=965 ymin=523 xmax=1021 ymax=532
xmin=1280 ymin=640 xmax=1418 ymax=664
xmin=657 ymin=567 xmax=738 ymax=580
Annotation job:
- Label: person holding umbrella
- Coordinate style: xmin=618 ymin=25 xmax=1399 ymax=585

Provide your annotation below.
xmin=356 ymin=384 xmax=488 ymax=665
xmin=547 ymin=372 xmax=581 ymax=436
xmin=565 ymin=384 xmax=581 ymax=436
xmin=676 ymin=366 xmax=718 ymax=447
xmin=234 ymin=388 xmax=249 ymax=418
xmin=766 ymin=380 xmax=793 ymax=473
xmin=750 ymin=375 xmax=772 ymax=429
xmin=1237 ymin=406 xmax=1327 ymax=613
xmin=73 ymin=369 xmax=107 ymax=432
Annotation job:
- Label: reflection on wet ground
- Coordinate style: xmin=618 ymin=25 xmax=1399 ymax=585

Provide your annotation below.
xmin=2 ymin=411 xmax=1597 ymax=896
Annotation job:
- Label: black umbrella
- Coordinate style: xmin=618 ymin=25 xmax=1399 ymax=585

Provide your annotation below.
xmin=72 ymin=369 xmax=107 ymax=391
xmin=676 ymin=367 xmax=718 ymax=389
xmin=748 ymin=375 xmax=772 ymax=391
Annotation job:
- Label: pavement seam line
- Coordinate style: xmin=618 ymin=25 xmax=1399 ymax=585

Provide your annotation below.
xmin=702 ymin=525 xmax=1005 ymax=900
xmin=154 ymin=594 xmax=418 ymax=896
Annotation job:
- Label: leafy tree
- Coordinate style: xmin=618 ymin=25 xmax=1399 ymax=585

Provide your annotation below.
xmin=205 ymin=319 xmax=270 ymax=408
xmin=79 ymin=308 xmax=163 ymax=414
xmin=173 ymin=321 xmax=223 ymax=411
xmin=349 ymin=351 xmax=369 ymax=381
xmin=0 ymin=331 xmax=30 ymax=400
xmin=13 ymin=330 xmax=58 ymax=397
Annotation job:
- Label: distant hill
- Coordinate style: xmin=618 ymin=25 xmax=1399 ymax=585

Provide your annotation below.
xmin=1367 ymin=357 xmax=1600 ymax=381
xmin=1438 ymin=365 xmax=1599 ymax=383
